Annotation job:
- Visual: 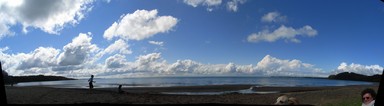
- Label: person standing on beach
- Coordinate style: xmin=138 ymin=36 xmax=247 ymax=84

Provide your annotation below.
xmin=88 ymin=75 xmax=95 ymax=93
xmin=361 ymin=88 xmax=376 ymax=106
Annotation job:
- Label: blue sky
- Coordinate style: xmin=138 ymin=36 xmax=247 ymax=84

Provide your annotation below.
xmin=0 ymin=0 xmax=383 ymax=78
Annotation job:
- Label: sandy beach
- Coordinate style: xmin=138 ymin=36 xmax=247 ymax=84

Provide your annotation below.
xmin=5 ymin=84 xmax=379 ymax=105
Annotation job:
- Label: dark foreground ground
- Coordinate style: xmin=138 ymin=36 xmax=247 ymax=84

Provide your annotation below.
xmin=5 ymin=84 xmax=379 ymax=105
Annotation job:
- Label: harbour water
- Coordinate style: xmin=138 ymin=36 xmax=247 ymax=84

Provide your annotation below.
xmin=14 ymin=76 xmax=375 ymax=91
xmin=10 ymin=76 xmax=376 ymax=95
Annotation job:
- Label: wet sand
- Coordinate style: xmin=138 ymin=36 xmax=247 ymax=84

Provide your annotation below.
xmin=5 ymin=84 xmax=379 ymax=105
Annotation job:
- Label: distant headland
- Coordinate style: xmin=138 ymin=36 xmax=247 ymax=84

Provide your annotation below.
xmin=3 ymin=74 xmax=76 ymax=85
xmin=328 ymin=72 xmax=381 ymax=82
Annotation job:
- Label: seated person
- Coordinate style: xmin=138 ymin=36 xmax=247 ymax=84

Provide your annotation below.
xmin=118 ymin=85 xmax=125 ymax=94
xmin=361 ymin=88 xmax=376 ymax=106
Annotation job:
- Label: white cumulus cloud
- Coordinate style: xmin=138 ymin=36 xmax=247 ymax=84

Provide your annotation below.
xmin=0 ymin=32 xmax=100 ymax=76
xmin=0 ymin=17 xmax=15 ymax=39
xmin=136 ymin=53 xmax=163 ymax=67
xmin=92 ymin=39 xmax=131 ymax=64
xmin=16 ymin=47 xmax=60 ymax=70
xmin=103 ymin=9 xmax=178 ymax=41
xmin=0 ymin=0 xmax=94 ymax=37
xmin=332 ymin=62 xmax=383 ymax=76
xmin=105 ymin=54 xmax=128 ymax=68
xmin=0 ymin=46 xmax=60 ymax=76
xmin=183 ymin=0 xmax=222 ymax=7
xmin=247 ymin=25 xmax=318 ymax=43
xmin=148 ymin=41 xmax=164 ymax=46
xmin=103 ymin=39 xmax=132 ymax=55
xmin=255 ymin=55 xmax=326 ymax=77
xmin=57 ymin=32 xmax=99 ymax=66
xmin=261 ymin=11 xmax=287 ymax=23
xmin=226 ymin=0 xmax=246 ymax=12
xmin=183 ymin=0 xmax=246 ymax=12
xmin=167 ymin=59 xmax=202 ymax=74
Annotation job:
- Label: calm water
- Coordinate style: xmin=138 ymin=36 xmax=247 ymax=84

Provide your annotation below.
xmin=14 ymin=76 xmax=374 ymax=89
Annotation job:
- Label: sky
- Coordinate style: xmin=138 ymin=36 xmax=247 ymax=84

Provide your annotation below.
xmin=0 ymin=0 xmax=383 ymax=78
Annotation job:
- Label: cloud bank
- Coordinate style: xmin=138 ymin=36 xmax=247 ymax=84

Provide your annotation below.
xmin=332 ymin=62 xmax=383 ymax=76
xmin=0 ymin=36 xmax=330 ymax=78
xmin=3 ymin=33 xmax=381 ymax=78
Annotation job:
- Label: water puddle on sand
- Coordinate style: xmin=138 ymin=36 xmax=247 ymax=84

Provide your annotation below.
xmin=160 ymin=88 xmax=280 ymax=95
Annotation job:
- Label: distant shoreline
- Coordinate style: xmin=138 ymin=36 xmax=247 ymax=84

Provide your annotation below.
xmin=4 ymin=75 xmax=76 ymax=85
xmin=9 ymin=76 xmax=377 ymax=90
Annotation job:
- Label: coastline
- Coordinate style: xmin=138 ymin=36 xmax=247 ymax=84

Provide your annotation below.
xmin=5 ymin=84 xmax=379 ymax=105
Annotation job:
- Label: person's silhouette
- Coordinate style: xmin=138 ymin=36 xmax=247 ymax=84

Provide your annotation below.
xmin=118 ymin=85 xmax=125 ymax=94
xmin=88 ymin=75 xmax=95 ymax=93
xmin=375 ymin=69 xmax=384 ymax=106
xmin=1 ymin=62 xmax=7 ymax=104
